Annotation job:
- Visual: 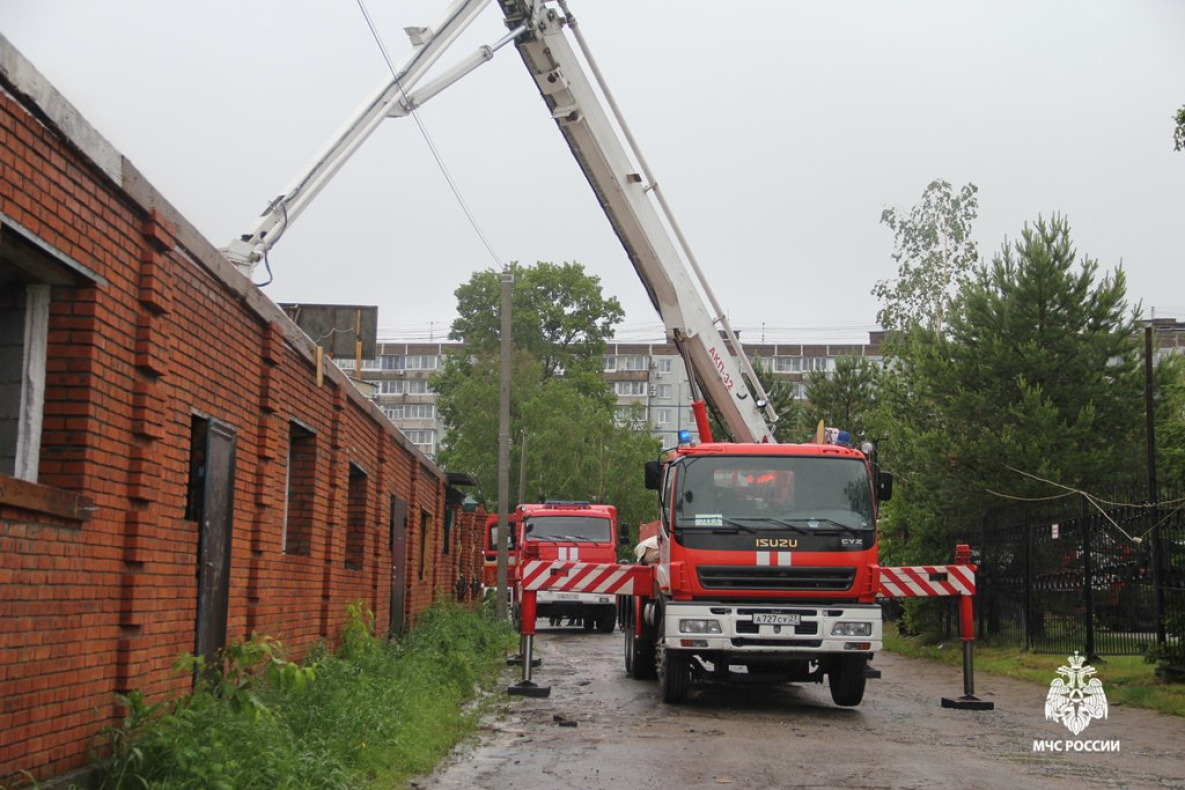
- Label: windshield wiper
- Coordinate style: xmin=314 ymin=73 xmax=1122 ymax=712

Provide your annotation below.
xmin=781 ymin=517 xmax=870 ymax=535
xmin=726 ymin=517 xmax=812 ymax=534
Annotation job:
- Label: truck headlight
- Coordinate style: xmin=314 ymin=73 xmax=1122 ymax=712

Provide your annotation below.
xmin=679 ymin=619 xmax=722 ymax=635
xmin=831 ymin=622 xmax=872 ymax=637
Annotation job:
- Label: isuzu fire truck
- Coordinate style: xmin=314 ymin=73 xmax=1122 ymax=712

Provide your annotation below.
xmin=224 ymin=0 xmax=977 ymax=707
xmin=629 ymin=430 xmax=892 ymax=704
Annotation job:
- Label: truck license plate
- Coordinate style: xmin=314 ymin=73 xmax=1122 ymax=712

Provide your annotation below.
xmin=752 ymin=613 xmax=800 ymax=626
xmin=557 ymin=593 xmax=579 ymax=600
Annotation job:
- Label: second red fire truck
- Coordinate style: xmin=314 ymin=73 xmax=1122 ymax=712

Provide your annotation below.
xmin=509 ymin=501 xmax=624 ymax=632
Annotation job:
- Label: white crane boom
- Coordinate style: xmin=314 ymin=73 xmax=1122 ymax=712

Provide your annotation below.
xmin=494 ymin=0 xmax=777 ymax=442
xmin=226 ymin=0 xmax=777 ymax=441
xmin=222 ymin=0 xmax=505 ymax=274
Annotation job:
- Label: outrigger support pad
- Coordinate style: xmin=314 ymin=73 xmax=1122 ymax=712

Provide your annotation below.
xmin=507 ymin=627 xmax=550 ymax=697
xmin=507 ymin=680 xmax=550 ymax=698
xmin=941 ymin=597 xmax=994 ymax=710
xmin=506 ymin=654 xmax=542 ymax=667
xmin=942 ymin=694 xmax=994 ymax=711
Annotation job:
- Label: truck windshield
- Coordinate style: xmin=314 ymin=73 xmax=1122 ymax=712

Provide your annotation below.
xmin=673 ymin=456 xmax=874 ymax=531
xmin=524 ymin=515 xmax=613 ymax=543
xmin=486 ymin=524 xmax=517 ymax=552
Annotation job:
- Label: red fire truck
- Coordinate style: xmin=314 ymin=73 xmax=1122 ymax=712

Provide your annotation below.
xmin=513 ymin=501 xmax=624 ymax=633
xmin=482 ymin=511 xmax=519 ymax=597
xmin=226 ymin=0 xmax=980 ymax=707
xmin=628 ymin=431 xmax=892 ymax=704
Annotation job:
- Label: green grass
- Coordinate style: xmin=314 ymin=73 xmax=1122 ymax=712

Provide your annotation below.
xmin=74 ymin=600 xmax=518 ymax=790
xmin=884 ymin=631 xmax=1185 ymax=717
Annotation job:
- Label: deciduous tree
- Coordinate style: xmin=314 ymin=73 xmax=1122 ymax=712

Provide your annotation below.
xmin=449 ymin=261 xmax=623 ymax=385
xmin=435 ymin=262 xmax=658 ymax=533
xmin=872 ymin=180 xmax=979 ymax=336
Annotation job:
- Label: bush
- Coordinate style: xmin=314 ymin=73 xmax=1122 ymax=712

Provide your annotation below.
xmin=91 ymin=601 xmax=516 ymax=789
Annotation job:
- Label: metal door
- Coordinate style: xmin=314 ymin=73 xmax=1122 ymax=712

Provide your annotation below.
xmin=389 ymin=496 xmax=409 ymax=637
xmin=195 ymin=419 xmax=236 ymax=666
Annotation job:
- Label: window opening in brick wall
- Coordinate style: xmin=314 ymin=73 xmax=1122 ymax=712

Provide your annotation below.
xmin=418 ymin=508 xmax=431 ymax=580
xmin=389 ymin=495 xmax=409 ymax=637
xmin=1 ymin=214 xmax=104 ymax=491
xmin=442 ymin=506 xmax=453 ymax=556
xmin=283 ymin=422 xmax=317 ymax=556
xmin=345 ymin=462 xmax=368 ymax=571
xmin=0 ymin=281 xmax=48 ymax=481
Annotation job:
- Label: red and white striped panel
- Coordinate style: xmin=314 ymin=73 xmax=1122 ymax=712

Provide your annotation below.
xmin=877 ymin=565 xmax=976 ymax=598
xmin=520 ymin=561 xmax=651 ymax=596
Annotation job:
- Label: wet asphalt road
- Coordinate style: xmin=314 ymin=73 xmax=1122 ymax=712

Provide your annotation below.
xmin=415 ymin=624 xmax=1185 ymax=790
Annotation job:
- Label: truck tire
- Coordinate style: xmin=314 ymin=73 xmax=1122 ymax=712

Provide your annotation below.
xmin=596 ymin=606 xmax=616 ymax=633
xmin=626 ymin=626 xmax=656 ymax=679
xmin=829 ymin=655 xmax=867 ymax=707
xmin=659 ymin=645 xmax=690 ymax=703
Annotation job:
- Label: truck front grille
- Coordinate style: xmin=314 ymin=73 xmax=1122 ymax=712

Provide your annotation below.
xmin=697 ymin=565 xmax=856 ymax=592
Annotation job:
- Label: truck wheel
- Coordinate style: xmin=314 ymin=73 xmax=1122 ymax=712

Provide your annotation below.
xmin=829 ymin=655 xmax=867 ymax=707
xmin=626 ymin=626 xmax=656 ymax=679
xmin=659 ymin=646 xmax=689 ymax=703
xmin=583 ymin=616 xmax=595 ymax=631
xmin=596 ymin=607 xmax=616 ymax=633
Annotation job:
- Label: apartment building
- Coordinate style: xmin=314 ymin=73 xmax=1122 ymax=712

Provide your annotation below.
xmin=340 ymin=321 xmax=1185 ymax=457
xmin=335 ymin=343 xmax=444 ymax=456
xmin=603 ymin=335 xmax=885 ymax=445
xmin=337 ymin=333 xmax=886 ymax=456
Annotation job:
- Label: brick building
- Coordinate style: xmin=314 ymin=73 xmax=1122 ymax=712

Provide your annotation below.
xmin=0 ymin=35 xmax=485 ymax=784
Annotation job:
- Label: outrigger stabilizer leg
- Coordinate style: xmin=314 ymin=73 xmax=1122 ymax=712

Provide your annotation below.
xmin=941 ymin=549 xmax=993 ymax=711
xmin=506 ymin=632 xmax=542 ymax=668
xmin=508 ymin=589 xmax=550 ymax=697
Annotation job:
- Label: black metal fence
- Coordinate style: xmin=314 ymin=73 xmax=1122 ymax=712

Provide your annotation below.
xmin=955 ymin=492 xmax=1184 ymax=667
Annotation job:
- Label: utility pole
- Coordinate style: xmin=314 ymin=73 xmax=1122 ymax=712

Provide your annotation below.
xmin=1144 ymin=326 xmax=1165 ymax=647
xmin=495 ymin=269 xmax=513 ymax=621
xmin=518 ymin=429 xmax=528 ymax=507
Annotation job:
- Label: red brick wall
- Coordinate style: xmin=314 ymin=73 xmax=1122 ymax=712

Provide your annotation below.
xmin=0 ymin=42 xmax=485 ymax=784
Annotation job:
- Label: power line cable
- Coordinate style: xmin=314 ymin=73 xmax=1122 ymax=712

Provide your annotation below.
xmin=354 ymin=0 xmax=504 ymax=268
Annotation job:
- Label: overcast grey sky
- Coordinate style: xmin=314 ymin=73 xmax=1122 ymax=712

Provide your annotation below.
xmin=4 ymin=1 xmax=1184 ymax=343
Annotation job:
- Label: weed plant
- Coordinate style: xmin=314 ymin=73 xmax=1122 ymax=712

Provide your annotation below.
xmin=85 ymin=599 xmax=516 ymax=790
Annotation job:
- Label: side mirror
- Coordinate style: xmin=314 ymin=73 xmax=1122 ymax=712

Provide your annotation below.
xmin=877 ymin=471 xmax=894 ymax=502
xmin=644 ymin=460 xmax=662 ymax=491
xmin=618 ymin=522 xmax=630 ymax=546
